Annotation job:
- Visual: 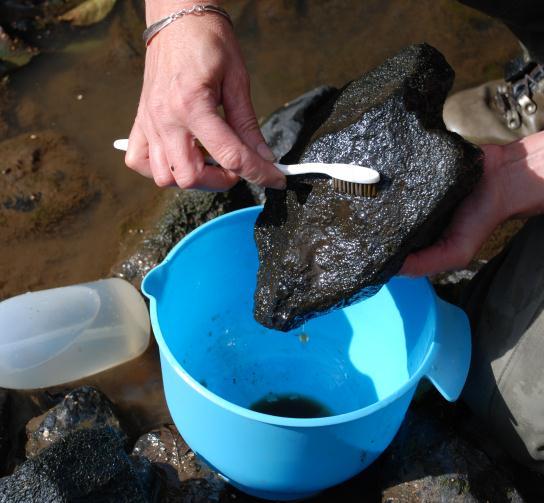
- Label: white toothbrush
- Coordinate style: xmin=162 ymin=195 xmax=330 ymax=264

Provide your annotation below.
xmin=113 ymin=138 xmax=380 ymax=196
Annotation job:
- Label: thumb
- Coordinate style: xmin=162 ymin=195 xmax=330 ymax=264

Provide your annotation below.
xmin=223 ymin=72 xmax=276 ymax=163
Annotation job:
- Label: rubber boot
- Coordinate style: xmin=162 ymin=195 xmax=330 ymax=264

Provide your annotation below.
xmin=444 ymin=56 xmax=544 ymax=145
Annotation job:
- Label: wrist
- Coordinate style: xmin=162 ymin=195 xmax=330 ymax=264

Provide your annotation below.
xmin=145 ymin=0 xmax=223 ymax=26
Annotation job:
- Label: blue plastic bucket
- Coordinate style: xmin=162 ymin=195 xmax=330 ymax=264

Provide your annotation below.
xmin=142 ymin=206 xmax=471 ymax=501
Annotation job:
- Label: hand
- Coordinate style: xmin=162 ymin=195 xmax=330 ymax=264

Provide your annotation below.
xmin=125 ymin=1 xmax=285 ymax=191
xmin=400 ymin=131 xmax=544 ymax=277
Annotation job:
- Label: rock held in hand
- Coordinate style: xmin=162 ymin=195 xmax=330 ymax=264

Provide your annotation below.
xmin=254 ymin=44 xmax=483 ymax=331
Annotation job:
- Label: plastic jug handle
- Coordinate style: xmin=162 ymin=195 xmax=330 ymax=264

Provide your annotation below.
xmin=426 ymin=298 xmax=471 ymax=402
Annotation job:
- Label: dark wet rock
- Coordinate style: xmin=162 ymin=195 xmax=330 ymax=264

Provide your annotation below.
xmin=25 ymin=386 xmax=123 ymax=458
xmin=0 ymin=390 xmax=9 ymax=475
xmin=262 ymin=85 xmax=338 ymax=162
xmin=112 ymin=183 xmax=257 ymax=287
xmin=0 ymin=130 xmax=100 ymax=241
xmin=254 ymin=44 xmax=483 ymax=331
xmin=247 ymin=85 xmax=338 ymax=204
xmin=378 ymin=405 xmax=524 ymax=502
xmin=33 ymin=340 xmax=169 ymax=440
xmin=131 ymin=424 xmax=239 ymax=502
xmin=0 ymin=427 xmax=156 ymax=503
xmin=309 ymin=392 xmax=524 ymax=503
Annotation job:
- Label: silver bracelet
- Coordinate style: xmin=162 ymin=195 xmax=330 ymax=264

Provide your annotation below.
xmin=143 ymin=4 xmax=232 ymax=47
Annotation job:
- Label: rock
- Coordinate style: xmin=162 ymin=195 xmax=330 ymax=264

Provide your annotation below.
xmin=112 ymin=183 xmax=257 ymax=287
xmin=262 ymin=85 xmax=338 ymax=162
xmin=25 ymin=386 xmax=123 ymax=458
xmin=0 ymin=130 xmax=100 ymax=241
xmin=132 ymin=424 xmax=239 ymax=502
xmin=378 ymin=405 xmax=524 ymax=502
xmin=308 ymin=392 xmax=524 ymax=502
xmin=0 ymin=427 xmax=156 ymax=502
xmin=0 ymin=390 xmax=9 ymax=475
xmin=248 ymin=85 xmax=338 ymax=204
xmin=254 ymin=44 xmax=483 ymax=331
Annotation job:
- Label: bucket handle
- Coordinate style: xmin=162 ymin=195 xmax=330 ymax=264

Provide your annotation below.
xmin=426 ymin=298 xmax=471 ymax=401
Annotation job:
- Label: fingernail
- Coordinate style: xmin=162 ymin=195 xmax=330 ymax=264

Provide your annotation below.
xmin=257 ymin=142 xmax=276 ymax=162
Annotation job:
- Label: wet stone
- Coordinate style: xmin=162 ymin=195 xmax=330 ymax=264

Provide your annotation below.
xmin=262 ymin=85 xmax=338 ymax=161
xmin=254 ymin=44 xmax=483 ymax=331
xmin=0 ymin=427 xmax=156 ymax=503
xmin=112 ymin=182 xmax=257 ymax=287
xmin=248 ymin=85 xmax=338 ymax=204
xmin=25 ymin=386 xmax=123 ymax=458
xmin=378 ymin=406 xmax=524 ymax=502
xmin=131 ymin=425 xmax=240 ymax=502
xmin=309 ymin=393 xmax=524 ymax=502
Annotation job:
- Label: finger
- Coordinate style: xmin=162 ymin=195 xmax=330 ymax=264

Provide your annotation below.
xmin=125 ymin=121 xmax=152 ymax=178
xmin=147 ymin=134 xmax=177 ymax=187
xmin=187 ymin=101 xmax=285 ymax=189
xmin=400 ymin=239 xmax=463 ymax=277
xmin=160 ymin=128 xmax=239 ymax=191
xmin=223 ymin=72 xmax=276 ymax=162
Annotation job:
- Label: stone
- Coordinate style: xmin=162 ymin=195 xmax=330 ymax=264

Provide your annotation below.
xmin=0 ymin=427 xmax=156 ymax=503
xmin=112 ymin=183 xmax=256 ymax=287
xmin=262 ymin=85 xmax=338 ymax=162
xmin=254 ymin=44 xmax=483 ymax=331
xmin=308 ymin=391 xmax=524 ymax=502
xmin=377 ymin=401 xmax=524 ymax=502
xmin=0 ymin=130 xmax=100 ymax=241
xmin=248 ymin=85 xmax=338 ymax=204
xmin=132 ymin=424 xmax=241 ymax=502
xmin=25 ymin=386 xmax=123 ymax=458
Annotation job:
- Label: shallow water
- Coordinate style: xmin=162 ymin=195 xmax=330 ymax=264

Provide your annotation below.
xmin=0 ymin=0 xmax=518 ymax=300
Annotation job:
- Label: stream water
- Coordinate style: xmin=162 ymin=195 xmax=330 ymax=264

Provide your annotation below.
xmin=0 ymin=0 xmax=518 ymax=301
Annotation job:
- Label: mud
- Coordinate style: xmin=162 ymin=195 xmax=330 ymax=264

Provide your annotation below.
xmin=0 ymin=130 xmax=99 ymax=241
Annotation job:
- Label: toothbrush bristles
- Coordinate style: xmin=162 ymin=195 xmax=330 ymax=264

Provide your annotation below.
xmin=333 ymin=178 xmax=378 ymax=197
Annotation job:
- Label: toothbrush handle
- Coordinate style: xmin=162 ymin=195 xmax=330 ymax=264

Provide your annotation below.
xmin=274 ymin=163 xmax=329 ymax=177
xmin=113 ymin=142 xmax=327 ymax=178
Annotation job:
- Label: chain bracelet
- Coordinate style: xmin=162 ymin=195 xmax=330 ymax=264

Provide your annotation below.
xmin=143 ymin=4 xmax=232 ymax=47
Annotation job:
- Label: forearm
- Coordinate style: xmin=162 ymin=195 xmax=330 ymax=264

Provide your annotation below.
xmin=498 ymin=131 xmax=544 ymax=218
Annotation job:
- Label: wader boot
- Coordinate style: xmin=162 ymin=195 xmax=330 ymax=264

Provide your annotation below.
xmin=444 ymin=58 xmax=544 ymax=145
xmin=447 ymin=0 xmax=544 ymax=143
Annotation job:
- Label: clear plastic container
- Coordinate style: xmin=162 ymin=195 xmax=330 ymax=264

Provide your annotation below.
xmin=0 ymin=278 xmax=150 ymax=389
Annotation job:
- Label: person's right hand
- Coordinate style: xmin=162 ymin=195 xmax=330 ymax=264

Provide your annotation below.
xmin=125 ymin=1 xmax=285 ymax=191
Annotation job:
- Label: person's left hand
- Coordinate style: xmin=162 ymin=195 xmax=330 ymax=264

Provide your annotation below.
xmin=401 ymin=131 xmax=544 ymax=277
xmin=400 ymin=144 xmax=508 ymax=277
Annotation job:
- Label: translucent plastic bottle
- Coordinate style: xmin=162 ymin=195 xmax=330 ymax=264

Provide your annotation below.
xmin=0 ymin=278 xmax=150 ymax=389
